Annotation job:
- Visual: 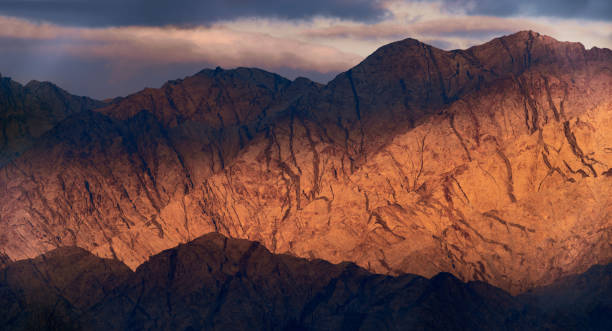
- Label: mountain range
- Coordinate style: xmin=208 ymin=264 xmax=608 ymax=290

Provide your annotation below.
xmin=0 ymin=30 xmax=611 ymax=329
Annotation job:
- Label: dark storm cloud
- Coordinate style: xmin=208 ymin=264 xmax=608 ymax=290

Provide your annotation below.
xmin=445 ymin=0 xmax=612 ymax=21
xmin=0 ymin=0 xmax=386 ymax=27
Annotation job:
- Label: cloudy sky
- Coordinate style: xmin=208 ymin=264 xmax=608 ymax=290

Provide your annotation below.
xmin=0 ymin=0 xmax=610 ymax=99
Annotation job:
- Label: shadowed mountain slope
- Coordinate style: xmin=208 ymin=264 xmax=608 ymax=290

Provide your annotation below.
xmin=0 ymin=75 xmax=104 ymax=166
xmin=0 ymin=31 xmax=610 ymax=294
xmin=0 ymin=252 xmax=10 ymax=270
xmin=520 ymin=263 xmax=612 ymax=330
xmin=1 ymin=233 xmax=610 ymax=330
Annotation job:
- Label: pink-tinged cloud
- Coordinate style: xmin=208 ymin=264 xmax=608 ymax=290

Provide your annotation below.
xmin=0 ymin=1 xmax=609 ymax=99
xmin=300 ymin=16 xmax=548 ymax=40
xmin=0 ymin=16 xmax=363 ymax=74
xmin=299 ymin=15 xmax=611 ymax=50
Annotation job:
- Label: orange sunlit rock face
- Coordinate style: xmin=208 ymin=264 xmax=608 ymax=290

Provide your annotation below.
xmin=0 ymin=31 xmax=610 ymax=295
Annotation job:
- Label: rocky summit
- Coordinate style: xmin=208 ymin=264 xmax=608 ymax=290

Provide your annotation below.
xmin=0 ymin=31 xmax=611 ymax=298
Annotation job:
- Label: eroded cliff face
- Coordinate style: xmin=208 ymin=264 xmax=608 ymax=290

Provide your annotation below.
xmin=209 ymin=76 xmax=612 ymax=294
xmin=0 ymin=67 xmax=320 ymax=267
xmin=184 ymin=31 xmax=612 ymax=293
xmin=0 ymin=31 xmax=610 ymax=293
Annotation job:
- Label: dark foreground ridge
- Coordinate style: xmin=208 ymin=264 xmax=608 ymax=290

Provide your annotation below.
xmin=1 ymin=233 xmax=610 ymax=330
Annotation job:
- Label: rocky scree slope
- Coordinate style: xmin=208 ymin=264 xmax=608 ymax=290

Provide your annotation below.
xmin=0 ymin=31 xmax=610 ymax=294
xmin=1 ymin=233 xmax=610 ymax=331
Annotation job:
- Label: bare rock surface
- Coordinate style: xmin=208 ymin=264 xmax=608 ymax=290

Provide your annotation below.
xmin=0 ymin=31 xmax=611 ymax=294
xmin=1 ymin=233 xmax=610 ymax=330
